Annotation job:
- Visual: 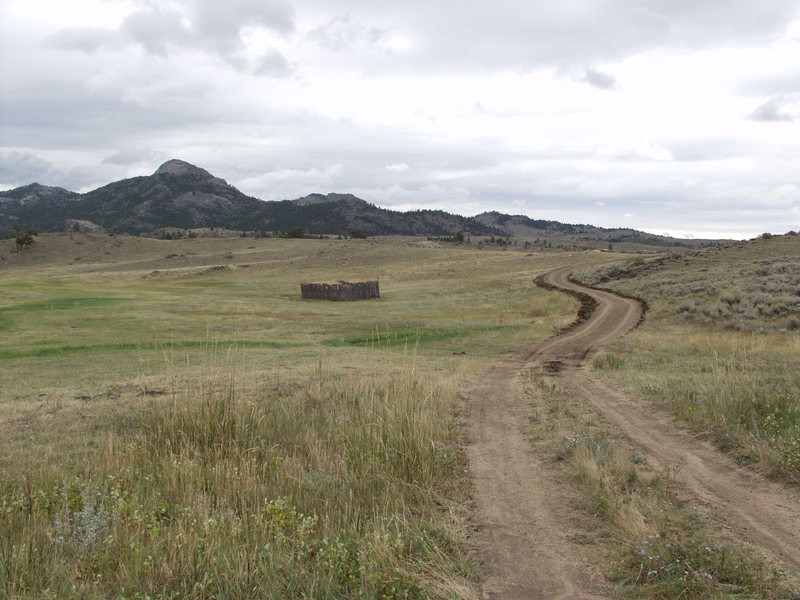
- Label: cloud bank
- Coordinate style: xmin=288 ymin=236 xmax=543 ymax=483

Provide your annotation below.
xmin=2 ymin=0 xmax=800 ymax=238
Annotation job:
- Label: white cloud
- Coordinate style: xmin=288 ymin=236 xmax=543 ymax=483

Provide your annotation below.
xmin=238 ymin=164 xmax=344 ymax=200
xmin=385 ymin=163 xmax=409 ymax=172
xmin=765 ymin=183 xmax=800 ymax=206
xmin=601 ymin=144 xmax=674 ymax=162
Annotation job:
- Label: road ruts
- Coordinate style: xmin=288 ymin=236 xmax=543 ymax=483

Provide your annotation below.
xmin=466 ymin=266 xmax=800 ymax=600
xmin=538 ymin=267 xmax=800 ymax=573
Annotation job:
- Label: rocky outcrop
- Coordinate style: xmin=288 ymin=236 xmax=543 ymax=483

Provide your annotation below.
xmin=64 ymin=219 xmax=106 ymax=234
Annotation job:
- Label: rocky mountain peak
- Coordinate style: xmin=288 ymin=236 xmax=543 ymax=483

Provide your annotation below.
xmin=154 ymin=159 xmax=216 ymax=180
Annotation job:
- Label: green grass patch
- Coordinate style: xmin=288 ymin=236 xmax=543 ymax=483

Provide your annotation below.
xmin=0 ymin=297 xmax=128 ymax=313
xmin=325 ymin=325 xmax=506 ymax=348
xmin=0 ymin=340 xmax=301 ymax=361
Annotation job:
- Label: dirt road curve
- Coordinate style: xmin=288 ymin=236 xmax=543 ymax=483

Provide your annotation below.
xmin=466 ymin=266 xmax=800 ymax=600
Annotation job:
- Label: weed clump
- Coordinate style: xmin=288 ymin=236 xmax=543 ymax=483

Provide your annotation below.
xmin=614 ymin=531 xmax=783 ymax=599
xmin=48 ymin=485 xmax=117 ymax=553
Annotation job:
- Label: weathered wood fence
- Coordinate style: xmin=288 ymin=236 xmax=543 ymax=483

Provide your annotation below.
xmin=301 ymin=280 xmax=380 ymax=301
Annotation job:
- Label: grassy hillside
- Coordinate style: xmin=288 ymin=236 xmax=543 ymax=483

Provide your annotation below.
xmin=583 ymin=233 xmax=800 ymax=332
xmin=1 ymin=233 xmax=616 ymax=599
xmin=576 ymin=233 xmax=800 ymax=483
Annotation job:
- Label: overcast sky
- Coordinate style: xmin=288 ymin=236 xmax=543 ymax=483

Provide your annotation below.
xmin=2 ymin=0 xmax=800 ymax=239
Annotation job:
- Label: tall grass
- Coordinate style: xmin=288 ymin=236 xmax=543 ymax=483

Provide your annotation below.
xmin=1 ymin=350 xmax=477 ymax=599
xmin=593 ymin=330 xmax=800 ymax=484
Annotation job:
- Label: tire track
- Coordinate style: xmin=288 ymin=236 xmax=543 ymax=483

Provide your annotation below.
xmin=538 ymin=267 xmax=800 ymax=572
xmin=466 ymin=266 xmax=800 ymax=600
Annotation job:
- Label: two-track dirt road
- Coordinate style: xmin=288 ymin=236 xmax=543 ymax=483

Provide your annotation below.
xmin=466 ymin=266 xmax=800 ymax=600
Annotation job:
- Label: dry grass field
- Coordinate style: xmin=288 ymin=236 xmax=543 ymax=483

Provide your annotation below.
xmin=1 ymin=233 xmax=611 ymax=599
xmin=3 ymin=232 xmax=797 ymax=599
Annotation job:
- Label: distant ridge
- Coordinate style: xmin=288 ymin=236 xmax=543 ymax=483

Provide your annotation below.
xmin=0 ymin=159 xmax=722 ymax=246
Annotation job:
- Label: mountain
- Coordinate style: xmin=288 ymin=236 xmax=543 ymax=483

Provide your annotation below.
xmin=0 ymin=160 xmax=253 ymax=234
xmin=0 ymin=159 xmax=502 ymax=237
xmin=0 ymin=183 xmax=80 ymax=232
xmin=287 ymin=194 xmax=497 ymax=237
xmin=0 ymin=160 xmax=498 ymax=236
xmin=0 ymin=159 xmax=719 ymax=246
xmin=473 ymin=211 xmax=695 ymax=246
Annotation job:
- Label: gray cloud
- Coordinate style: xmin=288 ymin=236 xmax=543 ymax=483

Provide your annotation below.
xmin=0 ymin=152 xmax=53 ymax=187
xmin=40 ymin=1 xmax=800 ymax=79
xmin=122 ymin=10 xmax=187 ymax=56
xmin=307 ymin=15 xmax=385 ymax=52
xmin=50 ymin=0 xmax=296 ymax=75
xmin=103 ymin=146 xmax=160 ymax=166
xmin=251 ymin=48 xmax=294 ymax=77
xmin=557 ymin=64 xmax=619 ymax=89
xmin=191 ymin=0 xmax=295 ymax=38
xmin=749 ymin=97 xmax=795 ymax=122
xmin=45 ymin=27 xmax=125 ymax=53
xmin=301 ymin=0 xmax=800 ymax=73
xmin=0 ymin=150 xmax=121 ymax=193
xmin=581 ymin=67 xmax=619 ymax=90
xmin=141 ymin=0 xmax=295 ymax=60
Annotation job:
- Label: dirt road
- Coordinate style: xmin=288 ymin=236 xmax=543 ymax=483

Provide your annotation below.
xmin=466 ymin=266 xmax=800 ymax=599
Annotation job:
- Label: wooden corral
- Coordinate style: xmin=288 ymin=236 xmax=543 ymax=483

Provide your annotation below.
xmin=301 ymin=280 xmax=380 ymax=301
